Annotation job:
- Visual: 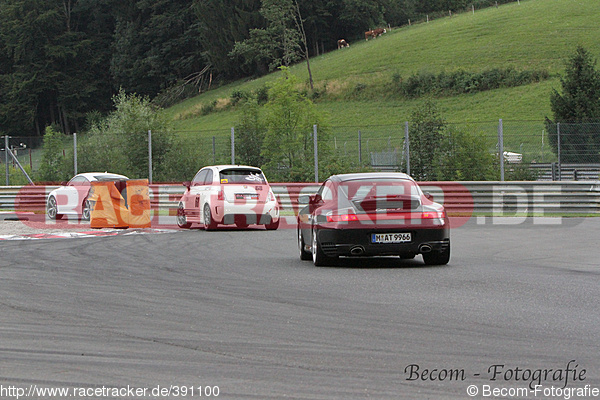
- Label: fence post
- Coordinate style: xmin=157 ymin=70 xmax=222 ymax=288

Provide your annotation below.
xmin=313 ymin=125 xmax=319 ymax=183
xmin=148 ymin=130 xmax=153 ymax=184
xmin=556 ymin=122 xmax=561 ymax=181
xmin=231 ymin=127 xmax=235 ymax=164
xmin=404 ymin=121 xmax=410 ymax=175
xmin=358 ymin=130 xmax=362 ymax=165
xmin=498 ymin=119 xmax=504 ymax=181
xmin=4 ymin=135 xmax=9 ymax=185
xmin=212 ymin=136 xmax=216 ymax=164
xmin=73 ymin=132 xmax=78 ymax=175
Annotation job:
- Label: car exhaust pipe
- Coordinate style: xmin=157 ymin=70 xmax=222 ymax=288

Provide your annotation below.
xmin=419 ymin=244 xmax=432 ymax=253
xmin=350 ymin=246 xmax=365 ymax=255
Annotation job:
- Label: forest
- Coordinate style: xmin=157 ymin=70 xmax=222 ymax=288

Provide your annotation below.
xmin=0 ymin=0 xmax=513 ymax=137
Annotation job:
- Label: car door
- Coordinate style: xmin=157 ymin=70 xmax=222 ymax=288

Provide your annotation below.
xmin=184 ymin=169 xmax=208 ymax=222
xmin=198 ymin=169 xmax=214 ymax=222
xmin=75 ymin=176 xmax=92 ymax=215
xmin=57 ymin=176 xmax=86 ymax=216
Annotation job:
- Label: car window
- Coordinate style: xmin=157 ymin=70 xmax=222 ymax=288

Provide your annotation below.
xmin=68 ymin=176 xmax=86 ymax=186
xmin=192 ymin=169 xmax=208 ymax=186
xmin=93 ymin=174 xmax=126 ymax=181
xmin=219 ymin=169 xmax=266 ymax=184
xmin=319 ymin=180 xmax=335 ymax=201
xmin=204 ymin=170 xmax=214 ymax=185
xmin=341 ymin=178 xmax=422 ymax=211
xmin=342 ymin=178 xmax=418 ymax=201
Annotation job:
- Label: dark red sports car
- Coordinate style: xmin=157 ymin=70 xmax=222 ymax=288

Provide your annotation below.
xmin=297 ymin=172 xmax=450 ymax=266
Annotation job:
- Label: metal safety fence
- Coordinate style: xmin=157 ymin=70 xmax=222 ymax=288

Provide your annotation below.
xmin=2 ymin=182 xmax=600 ymax=218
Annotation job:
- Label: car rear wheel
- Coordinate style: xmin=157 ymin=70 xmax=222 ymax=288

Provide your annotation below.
xmin=312 ymin=227 xmax=331 ymax=266
xmin=203 ymin=203 xmax=217 ymax=230
xmin=422 ymin=245 xmax=450 ymax=266
xmin=46 ymin=196 xmax=63 ymax=220
xmin=177 ymin=203 xmax=192 ymax=229
xmin=298 ymin=228 xmax=311 ymax=260
xmin=265 ymin=218 xmax=279 ymax=230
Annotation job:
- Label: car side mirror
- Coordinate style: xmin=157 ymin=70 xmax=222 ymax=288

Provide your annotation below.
xmin=297 ymin=195 xmax=311 ymax=204
xmin=424 ymin=192 xmax=434 ymax=201
xmin=183 ymin=181 xmax=191 ymax=190
xmin=298 ymin=194 xmax=323 ymax=205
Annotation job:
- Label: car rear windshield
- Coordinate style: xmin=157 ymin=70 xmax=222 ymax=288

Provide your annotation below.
xmin=219 ymin=169 xmax=266 ymax=184
xmin=341 ymin=178 xmax=422 ymax=211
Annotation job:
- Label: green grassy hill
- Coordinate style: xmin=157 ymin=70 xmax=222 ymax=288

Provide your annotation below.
xmin=167 ymin=0 xmax=600 ymax=138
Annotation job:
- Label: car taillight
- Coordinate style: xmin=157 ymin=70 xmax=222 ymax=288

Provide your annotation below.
xmin=326 ymin=213 xmax=359 ymax=222
xmin=217 ymin=190 xmax=224 ymax=201
xmin=422 ymin=210 xmax=445 ymax=219
xmin=267 ymin=191 xmax=275 ymax=202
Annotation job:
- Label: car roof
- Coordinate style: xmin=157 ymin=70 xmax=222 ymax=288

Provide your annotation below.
xmin=75 ymin=172 xmax=129 ymax=181
xmin=201 ymin=165 xmax=263 ymax=172
xmin=329 ymin=172 xmax=415 ymax=183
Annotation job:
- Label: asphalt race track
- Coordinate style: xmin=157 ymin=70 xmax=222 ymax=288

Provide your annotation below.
xmin=0 ymin=217 xmax=599 ymax=399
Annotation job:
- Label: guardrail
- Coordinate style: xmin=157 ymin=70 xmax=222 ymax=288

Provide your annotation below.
xmin=529 ymin=163 xmax=600 ymax=181
xmin=2 ymin=181 xmax=600 ymax=216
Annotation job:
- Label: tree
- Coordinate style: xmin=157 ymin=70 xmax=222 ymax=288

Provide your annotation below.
xmin=110 ymin=0 xmax=206 ymax=97
xmin=193 ymin=0 xmax=263 ymax=78
xmin=546 ymin=46 xmax=600 ymax=162
xmin=408 ymin=99 xmax=496 ymax=181
xmin=79 ymin=90 xmax=173 ymax=179
xmin=436 ymin=127 xmax=497 ymax=181
xmin=261 ymin=67 xmax=329 ymax=181
xmin=408 ymin=100 xmax=445 ymax=180
xmin=36 ymin=125 xmax=73 ymax=182
xmin=230 ymin=0 xmax=313 ymax=88
xmin=0 ymin=0 xmax=115 ymax=135
xmin=235 ymin=99 xmax=267 ymax=167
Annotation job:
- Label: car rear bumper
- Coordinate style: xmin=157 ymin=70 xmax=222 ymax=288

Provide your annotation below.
xmin=222 ymin=213 xmax=276 ymax=225
xmin=316 ymin=227 xmax=449 ymax=257
xmin=216 ymin=202 xmax=279 ymax=225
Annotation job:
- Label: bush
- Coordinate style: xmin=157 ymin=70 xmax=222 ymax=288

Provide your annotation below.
xmin=408 ymin=99 xmax=445 ymax=180
xmin=261 ymin=67 xmax=331 ymax=182
xmin=234 ymin=99 xmax=266 ymax=167
xmin=436 ymin=127 xmax=498 ymax=181
xmin=36 ymin=126 xmax=73 ymax=182
xmin=230 ymin=89 xmax=250 ymax=106
xmin=394 ymin=67 xmax=550 ymax=98
xmin=408 ymin=100 xmax=499 ymax=181
xmin=254 ymin=85 xmax=269 ymax=105
xmin=7 ymin=164 xmax=35 ymax=186
xmin=505 ymin=163 xmax=539 ymax=181
xmin=156 ymin=136 xmax=208 ymax=182
xmin=200 ymin=100 xmax=218 ymax=115
xmin=77 ymin=90 xmax=174 ymax=179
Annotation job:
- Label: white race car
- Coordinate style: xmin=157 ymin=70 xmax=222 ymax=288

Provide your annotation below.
xmin=177 ymin=165 xmax=280 ymax=230
xmin=46 ymin=172 xmax=129 ymax=220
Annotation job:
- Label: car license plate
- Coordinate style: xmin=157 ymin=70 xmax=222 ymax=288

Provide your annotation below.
xmin=371 ymin=233 xmax=411 ymax=243
xmin=236 ymin=194 xmax=259 ymax=200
